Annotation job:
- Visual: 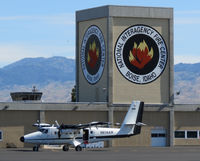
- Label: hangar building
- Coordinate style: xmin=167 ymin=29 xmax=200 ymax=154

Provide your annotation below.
xmin=0 ymin=6 xmax=199 ymax=148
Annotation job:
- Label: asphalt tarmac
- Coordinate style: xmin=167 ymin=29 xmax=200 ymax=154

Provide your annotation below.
xmin=0 ymin=147 xmax=200 ymax=161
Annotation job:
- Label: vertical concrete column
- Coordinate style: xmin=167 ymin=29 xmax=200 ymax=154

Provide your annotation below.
xmin=107 ymin=16 xmax=114 ymax=147
xmin=107 ymin=16 xmax=113 ymax=105
xmin=108 ymin=106 xmax=114 ymax=147
xmin=75 ymin=15 xmax=80 ymax=102
xmin=168 ymin=10 xmax=174 ymax=147
xmin=169 ymin=9 xmax=174 ymax=106
xmin=169 ymin=108 xmax=174 ymax=146
xmin=40 ymin=110 xmax=45 ymax=123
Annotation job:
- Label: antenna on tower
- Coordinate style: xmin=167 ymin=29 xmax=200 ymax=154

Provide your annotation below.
xmin=32 ymin=86 xmax=37 ymax=92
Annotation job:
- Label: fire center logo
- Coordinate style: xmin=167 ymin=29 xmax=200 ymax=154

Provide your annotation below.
xmin=114 ymin=24 xmax=168 ymax=84
xmin=81 ymin=25 xmax=106 ymax=84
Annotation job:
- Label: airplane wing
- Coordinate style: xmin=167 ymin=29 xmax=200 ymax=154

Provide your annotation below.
xmin=60 ymin=121 xmax=111 ymax=129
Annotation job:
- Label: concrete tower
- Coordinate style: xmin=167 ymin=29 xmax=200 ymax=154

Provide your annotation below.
xmin=76 ymin=5 xmax=173 ymax=104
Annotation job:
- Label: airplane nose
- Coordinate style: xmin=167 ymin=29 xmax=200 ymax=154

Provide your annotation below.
xmin=20 ymin=136 xmax=24 ymax=142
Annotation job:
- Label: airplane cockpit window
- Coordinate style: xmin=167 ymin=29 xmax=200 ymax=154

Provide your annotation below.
xmin=39 ymin=129 xmax=48 ymax=134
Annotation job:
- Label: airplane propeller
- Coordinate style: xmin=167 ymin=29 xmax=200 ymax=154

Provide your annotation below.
xmin=32 ymin=120 xmax=51 ymax=130
xmin=55 ymin=120 xmax=60 ymax=127
xmin=32 ymin=120 xmax=41 ymax=128
xmin=54 ymin=120 xmax=62 ymax=138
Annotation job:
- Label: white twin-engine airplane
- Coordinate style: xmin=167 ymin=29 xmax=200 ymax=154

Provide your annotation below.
xmin=20 ymin=101 xmax=145 ymax=151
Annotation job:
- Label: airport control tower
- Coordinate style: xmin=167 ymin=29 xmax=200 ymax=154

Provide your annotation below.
xmin=10 ymin=86 xmax=42 ymax=101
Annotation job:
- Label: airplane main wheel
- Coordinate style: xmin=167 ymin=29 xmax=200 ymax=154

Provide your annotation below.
xmin=75 ymin=145 xmax=82 ymax=151
xmin=63 ymin=145 xmax=69 ymax=151
xmin=33 ymin=146 xmax=39 ymax=151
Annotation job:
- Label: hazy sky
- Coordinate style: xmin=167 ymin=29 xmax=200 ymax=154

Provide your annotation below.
xmin=0 ymin=0 xmax=200 ymax=67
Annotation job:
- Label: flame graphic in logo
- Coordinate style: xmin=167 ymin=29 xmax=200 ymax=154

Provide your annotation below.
xmin=87 ymin=41 xmax=99 ymax=68
xmin=129 ymin=40 xmax=153 ymax=69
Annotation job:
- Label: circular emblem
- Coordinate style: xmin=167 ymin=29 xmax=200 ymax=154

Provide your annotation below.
xmin=114 ymin=24 xmax=168 ymax=84
xmin=81 ymin=25 xmax=106 ymax=84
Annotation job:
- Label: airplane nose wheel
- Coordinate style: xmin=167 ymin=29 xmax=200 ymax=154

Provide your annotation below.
xmin=75 ymin=145 xmax=82 ymax=151
xmin=33 ymin=146 xmax=39 ymax=151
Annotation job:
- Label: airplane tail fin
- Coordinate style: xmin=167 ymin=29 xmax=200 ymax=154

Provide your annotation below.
xmin=118 ymin=101 xmax=144 ymax=136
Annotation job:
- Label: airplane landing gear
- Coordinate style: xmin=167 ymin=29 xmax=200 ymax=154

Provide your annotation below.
xmin=33 ymin=146 xmax=39 ymax=151
xmin=63 ymin=145 xmax=69 ymax=151
xmin=75 ymin=145 xmax=82 ymax=151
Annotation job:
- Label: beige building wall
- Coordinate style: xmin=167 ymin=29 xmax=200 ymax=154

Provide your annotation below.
xmin=2 ymin=103 xmax=200 ymax=147
xmin=174 ymin=112 xmax=200 ymax=146
xmin=112 ymin=18 xmax=170 ymax=104
xmin=77 ymin=18 xmax=108 ymax=102
xmin=0 ymin=111 xmax=39 ymax=148
xmin=0 ymin=109 xmax=108 ymax=148
xmin=113 ymin=111 xmax=169 ymax=146
xmin=45 ymin=111 xmax=108 ymax=125
xmin=0 ymin=104 xmax=171 ymax=148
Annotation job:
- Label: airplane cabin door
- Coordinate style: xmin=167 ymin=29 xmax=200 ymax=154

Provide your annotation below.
xmin=83 ymin=129 xmax=89 ymax=143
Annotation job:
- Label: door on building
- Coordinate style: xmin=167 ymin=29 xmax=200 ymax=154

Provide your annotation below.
xmin=151 ymin=129 xmax=167 ymax=147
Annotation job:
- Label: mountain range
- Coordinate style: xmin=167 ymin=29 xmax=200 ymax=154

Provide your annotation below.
xmin=174 ymin=63 xmax=200 ymax=104
xmin=0 ymin=56 xmax=75 ymax=87
xmin=0 ymin=56 xmax=199 ymax=104
xmin=0 ymin=57 xmax=75 ymax=102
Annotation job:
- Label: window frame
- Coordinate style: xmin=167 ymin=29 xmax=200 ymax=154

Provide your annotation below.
xmin=151 ymin=133 xmax=166 ymax=138
xmin=174 ymin=130 xmax=200 ymax=139
xmin=0 ymin=130 xmax=2 ymax=141
xmin=174 ymin=131 xmax=186 ymax=139
xmin=187 ymin=131 xmax=198 ymax=139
